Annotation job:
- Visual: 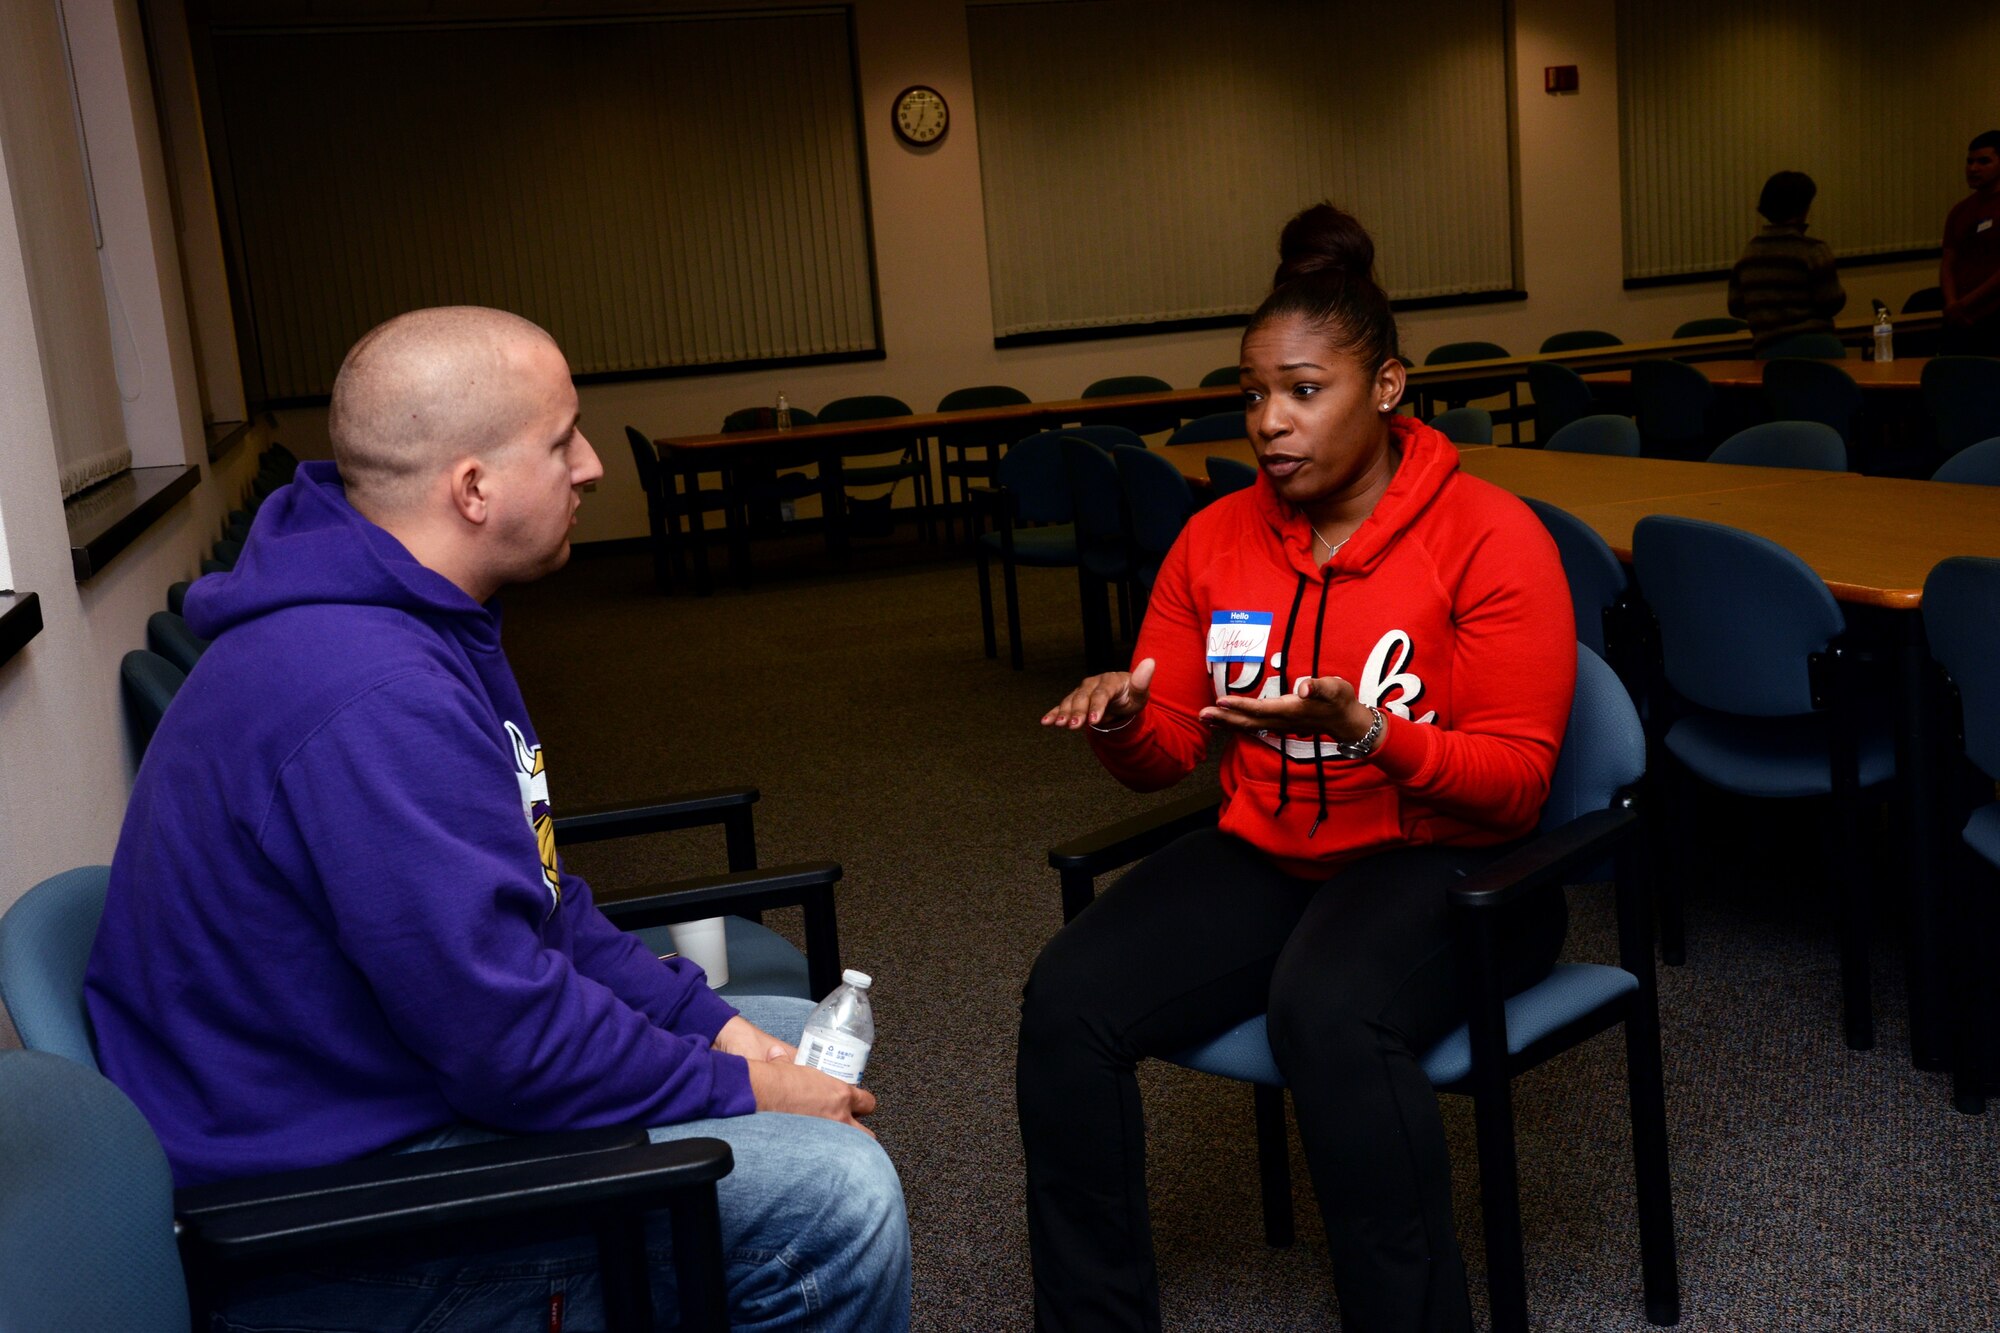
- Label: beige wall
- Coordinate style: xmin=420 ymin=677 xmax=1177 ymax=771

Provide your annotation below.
xmin=0 ymin=0 xmax=265 ymax=1019
xmin=262 ymin=0 xmax=1945 ymax=547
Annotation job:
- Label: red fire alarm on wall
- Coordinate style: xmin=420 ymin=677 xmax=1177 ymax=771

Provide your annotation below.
xmin=1545 ymin=65 xmax=1579 ymax=94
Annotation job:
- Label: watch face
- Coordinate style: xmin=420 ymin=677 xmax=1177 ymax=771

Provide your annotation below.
xmin=894 ymin=86 xmax=948 ymax=145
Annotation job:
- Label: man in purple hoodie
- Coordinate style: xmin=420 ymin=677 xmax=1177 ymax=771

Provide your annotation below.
xmin=86 ymin=307 xmax=909 ymax=1331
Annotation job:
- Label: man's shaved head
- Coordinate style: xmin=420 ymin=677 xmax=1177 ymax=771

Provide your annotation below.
xmin=329 ymin=307 xmax=565 ymax=513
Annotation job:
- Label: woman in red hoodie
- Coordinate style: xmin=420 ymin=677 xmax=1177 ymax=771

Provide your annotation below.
xmin=1018 ymin=204 xmax=1577 ymax=1332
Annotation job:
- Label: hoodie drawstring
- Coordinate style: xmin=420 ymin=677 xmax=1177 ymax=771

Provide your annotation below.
xmin=1271 ymin=571 xmax=1310 ymax=820
xmin=1307 ymin=569 xmax=1333 ymax=838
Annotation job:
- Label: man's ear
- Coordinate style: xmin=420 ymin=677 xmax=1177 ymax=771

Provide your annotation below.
xmin=448 ymin=456 xmax=489 ymax=525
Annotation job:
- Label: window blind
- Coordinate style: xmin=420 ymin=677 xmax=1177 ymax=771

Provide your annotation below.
xmin=209 ymin=10 xmax=878 ymax=400
xmin=1618 ymin=1 xmax=2000 ymax=281
xmin=966 ymin=0 xmax=1516 ymax=339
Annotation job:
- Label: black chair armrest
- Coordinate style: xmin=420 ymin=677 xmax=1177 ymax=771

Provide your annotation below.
xmin=180 ymin=1134 xmax=731 ymax=1263
xmin=599 ymin=862 xmax=844 ymax=998
xmin=552 ymin=788 xmax=759 ymax=847
xmin=1447 ymin=801 xmax=1638 ymax=911
xmin=1047 ymin=791 xmax=1222 ymax=921
xmin=176 ymin=1125 xmax=647 ymax=1224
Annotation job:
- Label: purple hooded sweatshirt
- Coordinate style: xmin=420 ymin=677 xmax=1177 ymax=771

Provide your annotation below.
xmin=86 ymin=462 xmax=752 ymax=1187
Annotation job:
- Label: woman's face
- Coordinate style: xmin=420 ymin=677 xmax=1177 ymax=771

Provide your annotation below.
xmin=1240 ymin=313 xmax=1403 ymax=517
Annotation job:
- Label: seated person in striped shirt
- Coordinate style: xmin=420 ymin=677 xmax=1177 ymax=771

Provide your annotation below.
xmin=1727 ymin=170 xmax=1847 ymax=355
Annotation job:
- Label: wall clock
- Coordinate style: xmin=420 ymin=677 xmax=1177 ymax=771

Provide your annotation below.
xmin=892 ymin=85 xmax=948 ymax=147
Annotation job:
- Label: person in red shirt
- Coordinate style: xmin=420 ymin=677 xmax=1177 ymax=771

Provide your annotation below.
xmin=1942 ymin=130 xmax=2000 ymax=355
xmin=1017 ymin=203 xmax=1576 ymax=1333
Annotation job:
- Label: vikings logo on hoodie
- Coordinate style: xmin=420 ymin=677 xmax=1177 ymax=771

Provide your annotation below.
xmin=506 ymin=721 xmax=561 ymax=912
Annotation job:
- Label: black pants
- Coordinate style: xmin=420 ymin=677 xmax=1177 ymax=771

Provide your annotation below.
xmin=1016 ymin=829 xmax=1566 ymax=1333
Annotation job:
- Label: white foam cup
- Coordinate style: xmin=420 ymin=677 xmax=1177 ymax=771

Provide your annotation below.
xmin=668 ymin=916 xmax=730 ymax=987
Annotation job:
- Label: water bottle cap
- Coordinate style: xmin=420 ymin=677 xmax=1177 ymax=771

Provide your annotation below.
xmin=842 ymin=968 xmax=873 ymax=990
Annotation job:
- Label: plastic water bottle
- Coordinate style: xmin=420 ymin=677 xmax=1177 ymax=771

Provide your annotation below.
xmin=794 ymin=969 xmax=874 ymax=1085
xmin=775 ymin=391 xmax=792 ymax=432
xmin=1872 ymin=304 xmax=1894 ymax=363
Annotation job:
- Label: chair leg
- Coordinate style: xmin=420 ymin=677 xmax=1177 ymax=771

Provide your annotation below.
xmin=1823 ymin=797 xmax=1874 ymax=1051
xmin=1950 ymin=843 xmax=1992 ymax=1114
xmin=1078 ymin=570 xmax=1114 ymax=673
xmin=1653 ymin=766 xmax=1689 ymax=966
xmin=1624 ymin=1006 xmax=1683 ymax=1324
xmin=975 ymin=544 xmax=998 ymax=660
xmin=666 ymin=1186 xmax=730 ymax=1333
xmin=596 ymin=1210 xmax=656 ymax=1333
xmin=1470 ymin=1075 xmax=1530 ymax=1333
xmin=1003 ymin=556 xmax=1026 ymax=671
xmin=1253 ymin=1084 xmax=1294 ymax=1247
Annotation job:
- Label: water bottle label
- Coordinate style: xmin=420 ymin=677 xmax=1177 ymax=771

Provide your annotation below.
xmin=795 ymin=1030 xmax=871 ymax=1084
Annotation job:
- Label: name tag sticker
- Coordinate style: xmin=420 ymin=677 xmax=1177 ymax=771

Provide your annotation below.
xmin=1980 ymin=219 xmax=1995 ymax=234
xmin=1208 ymin=611 xmax=1272 ymax=663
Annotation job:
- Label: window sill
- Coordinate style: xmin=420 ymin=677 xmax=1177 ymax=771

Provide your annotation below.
xmin=65 ymin=465 xmax=201 ymax=582
xmin=0 ymin=592 xmax=44 ymax=669
xmin=206 ymin=418 xmax=253 ymax=462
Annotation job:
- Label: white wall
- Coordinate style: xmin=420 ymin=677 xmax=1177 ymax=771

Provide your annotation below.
xmin=0 ymin=0 xmax=265 ymax=1041
xmin=263 ymin=0 xmax=1944 ymax=548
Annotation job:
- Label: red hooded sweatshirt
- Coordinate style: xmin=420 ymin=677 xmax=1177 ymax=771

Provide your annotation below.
xmin=1090 ymin=417 xmax=1576 ymax=879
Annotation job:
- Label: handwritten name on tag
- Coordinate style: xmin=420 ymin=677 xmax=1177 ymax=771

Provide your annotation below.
xmin=1208 ymin=611 xmax=1272 ymax=663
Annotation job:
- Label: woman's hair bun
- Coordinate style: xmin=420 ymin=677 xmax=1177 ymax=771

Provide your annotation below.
xmin=1272 ymin=202 xmax=1376 ymax=289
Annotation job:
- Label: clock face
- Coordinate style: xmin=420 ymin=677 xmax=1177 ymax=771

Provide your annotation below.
xmin=893 ymin=85 xmax=948 ymax=146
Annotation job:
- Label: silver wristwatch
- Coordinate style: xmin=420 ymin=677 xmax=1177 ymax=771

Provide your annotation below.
xmin=1329 ymin=706 xmax=1385 ymax=760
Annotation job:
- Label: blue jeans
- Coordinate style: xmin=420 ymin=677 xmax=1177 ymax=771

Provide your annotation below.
xmin=213 ymin=996 xmax=909 ymax=1332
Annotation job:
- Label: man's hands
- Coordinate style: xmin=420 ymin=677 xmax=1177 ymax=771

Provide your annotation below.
xmin=744 ymin=1054 xmax=878 ymax=1137
xmin=1199 ymin=674 xmax=1378 ymax=746
xmin=714 ymin=1014 xmax=795 ymax=1064
xmin=1043 ymin=658 xmax=1156 ymax=730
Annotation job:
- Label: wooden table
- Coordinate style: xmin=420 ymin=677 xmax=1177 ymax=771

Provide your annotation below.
xmin=1173 ymin=441 xmax=2000 ymax=1064
xmin=1582 ymin=357 xmax=1932 ymax=392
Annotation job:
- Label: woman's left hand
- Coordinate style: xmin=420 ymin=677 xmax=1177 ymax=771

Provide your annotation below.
xmin=1199 ymin=675 xmax=1376 ymax=743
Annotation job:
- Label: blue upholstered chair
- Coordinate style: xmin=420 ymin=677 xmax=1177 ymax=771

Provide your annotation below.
xmin=1422 ymin=340 xmax=1519 ymax=442
xmin=0 ymin=871 xmax=742 ymax=1333
xmin=1545 ymin=414 xmax=1642 ymax=457
xmin=936 ymin=385 xmax=1032 ymax=543
xmin=1708 ymin=421 xmax=1847 ymax=471
xmin=1111 ymin=444 xmax=1193 ymax=607
xmin=1756 ymin=332 xmax=1846 ymax=359
xmin=971 ymin=429 xmax=1079 ymax=669
xmin=1672 ymin=317 xmax=1747 ymax=339
xmin=1922 ymin=358 xmax=2000 ymax=461
xmin=1046 ymin=646 xmax=1679 ymax=1333
xmin=1081 ymin=375 xmax=1180 ymax=437
xmin=1198 ymin=365 xmax=1242 ymax=388
xmin=1922 ymin=557 xmax=2000 ymax=1114
xmin=1522 ymin=498 xmax=1636 ymax=670
xmin=1428 ymin=406 xmax=1494 ymax=446
xmin=1206 ymin=456 xmax=1258 ymax=496
xmin=1761 ymin=358 xmax=1862 ymax=443
xmin=1061 ymin=436 xmax=1136 ymax=673
xmin=1931 ymin=438 xmax=2000 ymax=486
xmin=1166 ymin=410 xmax=1247 ymax=446
xmin=1526 ymin=361 xmax=1597 ymax=445
xmin=1538 ymin=329 xmax=1622 ymax=353
xmin=1902 ymin=287 xmax=1944 ymax=314
xmin=167 ymin=580 xmax=191 ymax=617
xmin=1633 ymin=516 xmax=1891 ymax=1049
xmin=119 ymin=649 xmax=185 ymax=758
xmin=146 ymin=611 xmax=209 ymax=675
xmin=0 ymin=1050 xmax=192 ymax=1330
xmin=1632 ymin=361 xmax=1713 ymax=460
xmin=817 ymin=395 xmax=933 ymax=541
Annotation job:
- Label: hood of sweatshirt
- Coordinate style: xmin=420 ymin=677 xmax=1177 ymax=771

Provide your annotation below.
xmin=1249 ymin=414 xmax=1459 ymax=580
xmin=184 ymin=461 xmax=499 ymax=653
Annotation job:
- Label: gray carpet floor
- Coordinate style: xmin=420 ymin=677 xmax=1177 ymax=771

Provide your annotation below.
xmin=504 ymin=536 xmax=2000 ymax=1332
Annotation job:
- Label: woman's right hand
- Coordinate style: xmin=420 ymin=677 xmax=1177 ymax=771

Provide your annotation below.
xmin=1042 ymin=658 xmax=1156 ymax=730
